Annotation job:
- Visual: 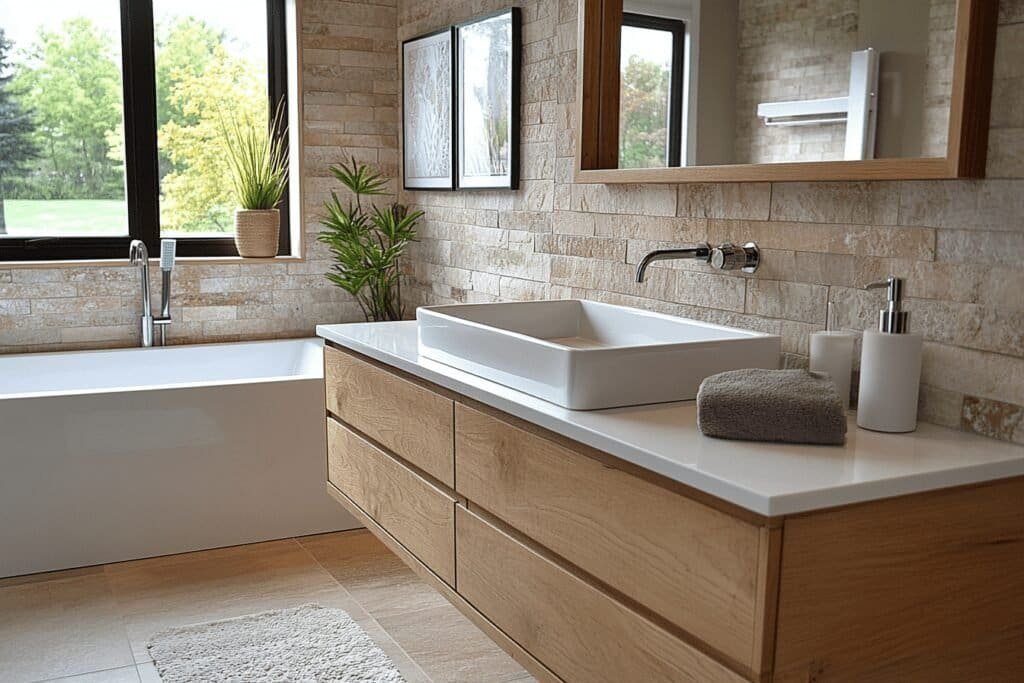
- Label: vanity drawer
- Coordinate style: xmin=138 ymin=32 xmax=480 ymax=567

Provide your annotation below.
xmin=455 ymin=404 xmax=766 ymax=673
xmin=327 ymin=418 xmax=456 ymax=584
xmin=456 ymin=506 xmax=745 ymax=683
xmin=325 ymin=345 xmax=454 ymax=487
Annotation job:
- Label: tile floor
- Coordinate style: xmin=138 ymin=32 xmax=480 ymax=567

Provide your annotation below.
xmin=0 ymin=530 xmax=534 ymax=683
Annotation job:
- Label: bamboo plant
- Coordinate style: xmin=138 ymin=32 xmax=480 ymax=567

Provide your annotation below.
xmin=318 ymin=159 xmax=422 ymax=321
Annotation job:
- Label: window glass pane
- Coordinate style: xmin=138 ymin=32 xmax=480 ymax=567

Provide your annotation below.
xmin=153 ymin=0 xmax=268 ymax=237
xmin=619 ymin=25 xmax=674 ymax=169
xmin=0 ymin=1 xmax=129 ymax=238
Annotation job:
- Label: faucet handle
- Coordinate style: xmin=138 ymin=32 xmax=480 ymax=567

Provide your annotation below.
xmin=710 ymin=242 xmax=760 ymax=273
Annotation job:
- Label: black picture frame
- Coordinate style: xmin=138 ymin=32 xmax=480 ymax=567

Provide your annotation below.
xmin=401 ymin=27 xmax=457 ymax=191
xmin=454 ymin=8 xmax=521 ymax=190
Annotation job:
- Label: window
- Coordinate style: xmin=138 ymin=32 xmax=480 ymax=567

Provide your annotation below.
xmin=0 ymin=2 xmax=129 ymax=244
xmin=619 ymin=13 xmax=685 ymax=169
xmin=0 ymin=0 xmax=289 ymax=261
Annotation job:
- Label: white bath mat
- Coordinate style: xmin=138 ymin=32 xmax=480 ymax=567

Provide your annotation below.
xmin=146 ymin=604 xmax=406 ymax=682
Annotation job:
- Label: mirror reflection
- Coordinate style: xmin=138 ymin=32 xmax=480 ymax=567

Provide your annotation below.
xmin=615 ymin=0 xmax=956 ymax=169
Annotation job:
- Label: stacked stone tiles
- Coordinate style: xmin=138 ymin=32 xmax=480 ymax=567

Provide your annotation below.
xmin=397 ymin=0 xmax=1024 ymax=442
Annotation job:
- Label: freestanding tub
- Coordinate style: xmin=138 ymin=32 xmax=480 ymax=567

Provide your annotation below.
xmin=0 ymin=338 xmax=356 ymax=578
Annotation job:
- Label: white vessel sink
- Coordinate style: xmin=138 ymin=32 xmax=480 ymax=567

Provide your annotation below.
xmin=416 ymin=300 xmax=781 ymax=410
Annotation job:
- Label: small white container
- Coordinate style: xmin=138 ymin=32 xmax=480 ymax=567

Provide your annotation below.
xmin=810 ymin=331 xmax=856 ymax=411
xmin=856 ymin=277 xmax=923 ymax=433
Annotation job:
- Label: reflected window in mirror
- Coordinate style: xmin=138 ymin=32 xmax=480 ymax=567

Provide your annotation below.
xmin=618 ymin=12 xmax=685 ymax=169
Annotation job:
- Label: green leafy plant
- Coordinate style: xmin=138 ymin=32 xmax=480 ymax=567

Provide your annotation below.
xmin=318 ymin=158 xmax=422 ymax=322
xmin=221 ymin=99 xmax=288 ymax=210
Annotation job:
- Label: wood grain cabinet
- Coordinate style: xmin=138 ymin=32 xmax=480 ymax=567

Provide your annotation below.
xmin=456 ymin=403 xmax=770 ymax=675
xmin=325 ymin=345 xmax=454 ymax=486
xmin=326 ymin=418 xmax=456 ymax=585
xmin=456 ymin=506 xmax=745 ymax=683
xmin=322 ymin=344 xmax=1024 ymax=683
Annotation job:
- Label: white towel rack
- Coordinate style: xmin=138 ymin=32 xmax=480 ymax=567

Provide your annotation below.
xmin=756 ymin=48 xmax=880 ymax=160
xmin=757 ymin=97 xmax=850 ymax=126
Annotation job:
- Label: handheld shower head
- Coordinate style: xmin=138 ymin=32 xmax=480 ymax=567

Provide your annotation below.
xmin=156 ymin=239 xmax=177 ymax=345
xmin=160 ymin=239 xmax=177 ymax=271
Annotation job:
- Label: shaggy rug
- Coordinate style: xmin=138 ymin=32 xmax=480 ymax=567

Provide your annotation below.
xmin=146 ymin=604 xmax=405 ymax=682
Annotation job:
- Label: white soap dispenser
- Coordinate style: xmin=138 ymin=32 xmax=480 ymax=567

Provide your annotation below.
xmin=856 ymin=276 xmax=922 ymax=433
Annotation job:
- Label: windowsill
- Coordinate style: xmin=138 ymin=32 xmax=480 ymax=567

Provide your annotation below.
xmin=0 ymin=255 xmax=305 ymax=269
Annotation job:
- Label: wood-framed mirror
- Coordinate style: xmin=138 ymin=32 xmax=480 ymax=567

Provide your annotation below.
xmin=575 ymin=0 xmax=998 ymax=183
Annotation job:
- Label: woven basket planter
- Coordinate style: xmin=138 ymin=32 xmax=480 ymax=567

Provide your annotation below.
xmin=235 ymin=209 xmax=280 ymax=258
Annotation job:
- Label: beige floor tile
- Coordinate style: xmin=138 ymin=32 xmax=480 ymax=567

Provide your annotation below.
xmin=351 ymin=612 xmax=432 ymax=683
xmin=376 ymin=602 xmax=529 ymax=683
xmin=102 ymin=538 xmax=358 ymax=661
xmin=134 ymin=662 xmax=159 ymax=683
xmin=46 ymin=665 xmax=140 ymax=682
xmin=299 ymin=530 xmax=449 ymax=620
xmin=303 ymin=530 xmax=528 ymax=682
xmin=5 ymin=532 xmax=531 ymax=683
xmin=0 ymin=574 xmax=134 ymax=683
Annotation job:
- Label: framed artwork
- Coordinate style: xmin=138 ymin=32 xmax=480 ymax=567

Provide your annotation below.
xmin=402 ymin=28 xmax=456 ymax=190
xmin=455 ymin=9 xmax=520 ymax=189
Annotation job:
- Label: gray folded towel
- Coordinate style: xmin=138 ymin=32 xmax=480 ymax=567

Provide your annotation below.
xmin=697 ymin=369 xmax=847 ymax=445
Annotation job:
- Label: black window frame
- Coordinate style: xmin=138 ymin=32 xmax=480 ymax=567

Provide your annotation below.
xmin=621 ymin=12 xmax=686 ymax=168
xmin=0 ymin=0 xmax=290 ymax=262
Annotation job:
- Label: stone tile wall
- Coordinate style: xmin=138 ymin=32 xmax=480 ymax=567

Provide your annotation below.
xmin=734 ymin=0 xmax=955 ymax=164
xmin=734 ymin=0 xmax=858 ymax=164
xmin=398 ymin=0 xmax=1024 ymax=442
xmin=922 ymin=0 xmax=957 ymax=158
xmin=0 ymin=0 xmax=398 ymax=354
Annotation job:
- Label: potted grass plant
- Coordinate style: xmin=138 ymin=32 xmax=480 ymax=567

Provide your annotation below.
xmin=318 ymin=158 xmax=423 ymax=321
xmin=222 ymin=101 xmax=289 ymax=258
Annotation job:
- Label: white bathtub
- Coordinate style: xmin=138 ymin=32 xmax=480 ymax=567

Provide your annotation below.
xmin=0 ymin=338 xmax=356 ymax=578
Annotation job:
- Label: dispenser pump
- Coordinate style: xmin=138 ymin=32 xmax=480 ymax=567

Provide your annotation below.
xmin=865 ymin=276 xmax=909 ymax=334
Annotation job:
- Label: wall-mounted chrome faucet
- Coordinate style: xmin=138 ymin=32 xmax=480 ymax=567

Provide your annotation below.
xmin=129 ymin=239 xmax=176 ymax=347
xmin=635 ymin=242 xmax=761 ymax=282
xmin=635 ymin=243 xmax=711 ymax=282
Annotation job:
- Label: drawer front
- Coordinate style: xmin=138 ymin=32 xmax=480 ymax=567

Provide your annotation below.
xmin=456 ymin=507 xmax=745 ymax=683
xmin=455 ymin=404 xmax=763 ymax=671
xmin=328 ymin=418 xmax=456 ymax=584
xmin=325 ymin=345 xmax=454 ymax=486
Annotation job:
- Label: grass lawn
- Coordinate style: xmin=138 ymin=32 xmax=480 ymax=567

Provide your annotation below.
xmin=1 ymin=199 xmax=234 ymax=237
xmin=1 ymin=200 xmax=129 ymax=237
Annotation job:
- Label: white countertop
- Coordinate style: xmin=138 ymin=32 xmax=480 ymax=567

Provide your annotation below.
xmin=317 ymin=321 xmax=1024 ymax=517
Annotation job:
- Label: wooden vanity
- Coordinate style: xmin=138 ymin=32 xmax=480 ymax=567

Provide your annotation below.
xmin=321 ymin=341 xmax=1024 ymax=682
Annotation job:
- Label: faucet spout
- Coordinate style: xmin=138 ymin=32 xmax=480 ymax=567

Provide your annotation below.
xmin=129 ymin=240 xmax=154 ymax=347
xmin=635 ymin=243 xmax=711 ymax=282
